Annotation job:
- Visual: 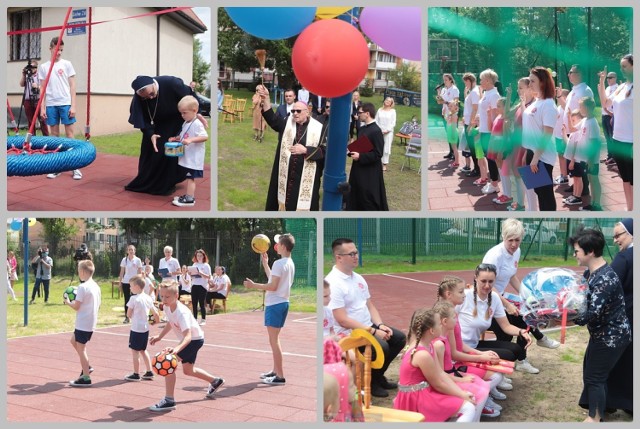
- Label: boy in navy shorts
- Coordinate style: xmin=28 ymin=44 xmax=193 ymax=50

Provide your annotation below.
xmin=65 ymin=260 xmax=101 ymax=387
xmin=244 ymin=234 xmax=296 ymax=385
xmin=166 ymin=95 xmax=208 ymax=207
xmin=148 ymin=280 xmax=224 ymax=411
xmin=124 ymin=275 xmax=159 ymax=381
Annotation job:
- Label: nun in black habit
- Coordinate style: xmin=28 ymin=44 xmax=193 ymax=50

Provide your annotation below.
xmin=125 ymin=75 xmax=193 ymax=195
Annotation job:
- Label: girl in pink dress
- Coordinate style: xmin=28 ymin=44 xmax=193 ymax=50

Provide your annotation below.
xmin=394 ymin=308 xmax=478 ymax=422
xmin=437 ymin=276 xmax=510 ymax=412
xmin=432 ymin=301 xmax=494 ymax=419
xmin=323 ymin=338 xmax=364 ymax=422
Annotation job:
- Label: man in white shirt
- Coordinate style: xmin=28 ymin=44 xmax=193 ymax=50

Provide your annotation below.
xmin=326 ymin=238 xmax=406 ymax=398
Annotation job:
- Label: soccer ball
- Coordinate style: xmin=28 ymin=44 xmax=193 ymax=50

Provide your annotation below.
xmin=251 ymin=234 xmax=270 ymax=254
xmin=152 ymin=352 xmax=178 ymax=376
xmin=63 ymin=286 xmax=78 ymax=302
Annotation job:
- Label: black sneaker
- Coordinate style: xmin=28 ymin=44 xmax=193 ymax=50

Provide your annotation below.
xmin=79 ymin=366 xmax=94 ymax=378
xmin=444 ymin=153 xmax=454 ymax=160
xmin=141 ymin=371 xmax=155 ymax=380
xmin=259 ymin=371 xmax=276 ymax=379
xmin=172 ymin=195 xmax=195 ymax=207
xmin=465 ymin=170 xmax=480 ymax=177
xmin=69 ymin=376 xmax=92 ymax=387
xmin=206 ymin=377 xmax=225 ymax=397
xmin=379 ymin=377 xmax=398 ymax=390
xmin=124 ymin=373 xmax=141 ymax=382
xmin=149 ymin=397 xmax=176 ymax=411
xmin=564 ymin=195 xmax=583 ymax=205
xmin=461 ymin=166 xmax=471 ymax=172
xmin=261 ymin=375 xmax=286 ymax=385
xmin=370 ymin=383 xmax=389 ymax=398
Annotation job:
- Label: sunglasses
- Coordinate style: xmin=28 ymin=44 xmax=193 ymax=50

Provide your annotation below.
xmin=291 ymin=109 xmax=305 ymax=114
xmin=476 ymin=263 xmax=497 ymax=272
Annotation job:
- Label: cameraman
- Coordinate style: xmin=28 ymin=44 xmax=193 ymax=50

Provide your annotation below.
xmin=29 ymin=248 xmax=53 ymax=304
xmin=19 ymin=59 xmax=49 ymax=136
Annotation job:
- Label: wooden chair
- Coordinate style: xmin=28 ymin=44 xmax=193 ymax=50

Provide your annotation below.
xmin=339 ymin=329 xmax=425 ymax=422
xmin=401 ymin=136 xmax=422 ymax=173
xmin=210 ymin=287 xmax=230 ymax=314
xmin=222 ymin=98 xmax=236 ymax=123
xmin=234 ymin=98 xmax=247 ymax=122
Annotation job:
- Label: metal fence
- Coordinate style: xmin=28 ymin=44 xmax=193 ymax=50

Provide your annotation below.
xmin=324 ymin=218 xmax=622 ymax=262
xmin=10 ymin=220 xmax=317 ymax=288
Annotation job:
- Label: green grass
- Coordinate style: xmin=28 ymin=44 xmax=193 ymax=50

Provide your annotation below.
xmin=89 ymin=119 xmax=211 ymax=164
xmin=323 ymin=254 xmax=576 ymax=274
xmin=560 ymin=352 xmax=582 ymax=363
xmin=218 ymin=90 xmax=421 ymax=211
xmin=7 ymin=277 xmax=315 ymax=339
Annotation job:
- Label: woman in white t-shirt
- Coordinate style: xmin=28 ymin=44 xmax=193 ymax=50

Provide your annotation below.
xmin=477 ymin=69 xmax=501 ymax=194
xmin=189 ymin=249 xmax=212 ymax=325
xmin=119 ymin=244 xmax=143 ymax=324
xmin=457 ymin=264 xmax=532 ymax=368
xmin=521 ymin=66 xmax=558 ymax=211
xmin=462 ymin=73 xmax=483 ymax=178
xmin=598 ymin=54 xmax=633 ymax=211
xmin=440 ymin=74 xmax=460 ymax=166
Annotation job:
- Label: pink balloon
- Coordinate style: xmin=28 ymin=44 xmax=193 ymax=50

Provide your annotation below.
xmin=359 ymin=7 xmax=421 ymax=61
xmin=292 ymin=19 xmax=369 ymax=98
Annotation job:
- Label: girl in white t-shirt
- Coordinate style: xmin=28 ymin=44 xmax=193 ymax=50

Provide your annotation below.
xmin=522 ymin=67 xmax=558 ymax=211
xmin=457 ymin=264 xmax=536 ymax=375
xmin=577 ymin=97 xmax=603 ymax=211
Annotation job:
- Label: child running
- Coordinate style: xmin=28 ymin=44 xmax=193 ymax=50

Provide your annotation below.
xmin=394 ymin=307 xmax=479 ymax=422
xmin=65 ymin=260 xmax=101 ymax=387
xmin=148 ymin=280 xmax=224 ymax=411
xmin=124 ymin=275 xmax=160 ymax=382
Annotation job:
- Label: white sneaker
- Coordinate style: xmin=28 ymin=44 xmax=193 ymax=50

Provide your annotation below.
xmin=498 ymin=379 xmax=513 ymax=390
xmin=503 ymin=377 xmax=512 ymax=384
xmin=553 ymin=175 xmax=569 ymax=184
xmin=72 ymin=169 xmax=83 ymax=180
xmin=516 ymin=359 xmax=540 ymax=374
xmin=537 ymin=336 xmax=560 ymax=349
xmin=485 ymin=396 xmax=503 ymax=411
xmin=481 ymin=184 xmax=500 ymax=194
xmin=199 ymin=319 xmax=206 ymax=326
xmin=490 ymin=386 xmax=507 ymax=400
xmin=47 ymin=173 xmax=61 ymax=179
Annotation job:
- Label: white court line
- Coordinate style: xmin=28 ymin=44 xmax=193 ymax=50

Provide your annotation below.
xmin=381 ymin=273 xmax=439 ymax=286
xmin=292 ymin=315 xmax=317 ymax=323
xmin=94 ymin=330 xmax=316 ymax=359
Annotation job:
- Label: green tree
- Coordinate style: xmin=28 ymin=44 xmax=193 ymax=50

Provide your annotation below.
xmin=217 ymin=8 xmax=296 ymax=89
xmin=39 ymin=219 xmax=79 ymax=256
xmin=192 ymin=38 xmax=211 ymax=95
xmin=388 ymin=62 xmax=421 ymax=92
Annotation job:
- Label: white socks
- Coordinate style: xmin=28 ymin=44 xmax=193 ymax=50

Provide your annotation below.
xmin=456 ymin=400 xmax=477 ymax=422
xmin=487 ymin=371 xmax=503 ymax=389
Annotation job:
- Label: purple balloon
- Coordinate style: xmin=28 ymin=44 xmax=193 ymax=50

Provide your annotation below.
xmin=359 ymin=7 xmax=421 ymax=61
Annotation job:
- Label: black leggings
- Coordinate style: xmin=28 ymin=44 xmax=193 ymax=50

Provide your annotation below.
xmin=368 ymin=326 xmax=407 ymax=384
xmin=121 ymin=283 xmax=131 ymax=312
xmin=465 ymin=125 xmax=479 ymax=173
xmin=481 ymin=133 xmax=499 ymax=181
xmin=489 ymin=315 xmax=544 ymax=360
xmin=191 ymin=285 xmax=207 ymax=320
xmin=525 ymin=149 xmax=556 ymax=211
xmin=476 ymin=339 xmax=524 ymax=361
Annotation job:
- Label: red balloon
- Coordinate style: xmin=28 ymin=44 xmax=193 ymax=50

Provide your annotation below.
xmin=292 ymin=19 xmax=369 ymax=98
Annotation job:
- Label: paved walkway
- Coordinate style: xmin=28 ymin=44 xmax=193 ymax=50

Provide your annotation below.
xmin=7 ymin=311 xmax=317 ymax=422
xmin=7 ymin=153 xmax=211 ymax=211
xmin=427 ymin=135 xmax=627 ymax=212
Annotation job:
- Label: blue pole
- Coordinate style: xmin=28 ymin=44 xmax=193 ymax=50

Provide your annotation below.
xmin=22 ymin=218 xmax=29 ymax=326
xmin=322 ymin=93 xmax=351 ymax=211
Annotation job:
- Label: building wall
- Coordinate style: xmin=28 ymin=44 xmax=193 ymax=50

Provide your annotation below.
xmin=7 ymin=7 xmax=197 ymax=136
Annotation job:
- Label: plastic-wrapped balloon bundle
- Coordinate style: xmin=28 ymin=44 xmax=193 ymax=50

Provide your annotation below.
xmin=519 ymin=268 xmax=587 ymax=329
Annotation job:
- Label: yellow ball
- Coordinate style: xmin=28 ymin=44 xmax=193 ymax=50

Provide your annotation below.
xmin=251 ymin=234 xmax=271 ymax=254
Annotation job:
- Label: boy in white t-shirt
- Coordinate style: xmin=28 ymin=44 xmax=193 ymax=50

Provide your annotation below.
xmin=577 ymin=97 xmax=603 ymax=211
xmin=65 ymin=260 xmax=101 ymax=387
xmin=124 ymin=275 xmax=159 ymax=382
xmin=562 ymin=110 xmax=586 ymax=206
xmin=244 ymin=233 xmax=296 ymax=386
xmin=148 ymin=280 xmax=225 ymax=411
xmin=164 ymin=95 xmax=208 ymax=207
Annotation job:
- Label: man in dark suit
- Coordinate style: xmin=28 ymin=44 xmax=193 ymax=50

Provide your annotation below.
xmin=275 ymin=89 xmax=296 ymax=120
xmin=308 ymin=93 xmax=326 ymax=120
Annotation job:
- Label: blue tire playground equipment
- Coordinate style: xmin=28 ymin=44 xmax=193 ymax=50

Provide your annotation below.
xmin=7 ymin=136 xmax=97 ymax=177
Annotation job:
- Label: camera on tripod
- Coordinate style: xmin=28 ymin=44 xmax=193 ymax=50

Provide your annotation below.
xmin=73 ymin=243 xmax=92 ymax=262
xmin=23 ymin=58 xmax=38 ymax=77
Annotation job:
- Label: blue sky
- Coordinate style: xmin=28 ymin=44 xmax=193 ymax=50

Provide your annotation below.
xmin=193 ymin=7 xmax=211 ymax=65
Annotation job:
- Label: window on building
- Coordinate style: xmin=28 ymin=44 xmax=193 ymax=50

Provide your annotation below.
xmin=9 ymin=8 xmax=42 ymax=61
xmin=377 ymin=52 xmax=395 ymax=63
xmin=376 ymin=71 xmax=388 ymax=80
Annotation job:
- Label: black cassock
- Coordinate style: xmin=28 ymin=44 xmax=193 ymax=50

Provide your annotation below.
xmin=262 ymin=109 xmax=325 ymax=211
xmin=126 ymin=76 xmax=193 ymax=195
xmin=346 ymin=121 xmax=389 ymax=211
